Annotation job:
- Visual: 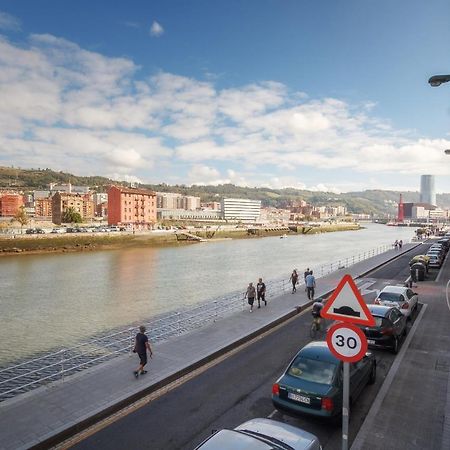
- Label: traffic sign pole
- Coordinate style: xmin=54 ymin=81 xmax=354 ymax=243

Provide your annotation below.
xmin=342 ymin=361 xmax=350 ymax=450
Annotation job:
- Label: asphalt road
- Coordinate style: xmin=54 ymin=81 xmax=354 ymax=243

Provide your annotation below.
xmin=72 ymin=242 xmax=438 ymax=450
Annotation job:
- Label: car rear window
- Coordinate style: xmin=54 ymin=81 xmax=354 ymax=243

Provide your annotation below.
xmin=288 ymin=357 xmax=338 ymax=385
xmin=378 ymin=292 xmax=402 ymax=302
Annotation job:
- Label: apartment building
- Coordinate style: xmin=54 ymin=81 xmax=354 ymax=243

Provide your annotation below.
xmin=0 ymin=193 xmax=24 ymax=217
xmin=52 ymin=192 xmax=95 ymax=224
xmin=108 ymin=186 xmax=157 ymax=229
xmin=156 ymin=192 xmax=201 ymax=210
xmin=35 ymin=198 xmax=53 ymax=219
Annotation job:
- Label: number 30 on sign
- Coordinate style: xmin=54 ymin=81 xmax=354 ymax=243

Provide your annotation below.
xmin=326 ymin=323 xmax=368 ymax=363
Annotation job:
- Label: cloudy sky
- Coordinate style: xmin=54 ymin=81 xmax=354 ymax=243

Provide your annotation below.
xmin=0 ymin=0 xmax=449 ymax=193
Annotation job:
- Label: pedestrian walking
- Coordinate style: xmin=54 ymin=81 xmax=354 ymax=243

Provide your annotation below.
xmin=394 ymin=239 xmax=399 ymax=250
xmin=399 ymin=239 xmax=403 ymax=249
xmin=289 ymin=269 xmax=299 ymax=293
xmin=244 ymin=282 xmax=256 ymax=312
xmin=256 ymin=278 xmax=267 ymax=308
xmin=133 ymin=325 xmax=153 ymax=378
xmin=305 ymin=270 xmax=316 ymax=301
xmin=304 ymin=268 xmax=311 ymax=291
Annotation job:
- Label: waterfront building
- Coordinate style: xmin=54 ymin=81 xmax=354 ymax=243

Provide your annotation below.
xmin=96 ymin=201 xmax=108 ymax=218
xmin=221 ymin=198 xmax=261 ymax=222
xmin=35 ymin=198 xmax=53 ymax=219
xmin=156 ymin=192 xmax=201 ymax=210
xmin=420 ymin=175 xmax=436 ymax=206
xmin=52 ymin=192 xmax=95 ymax=224
xmin=108 ymin=186 xmax=157 ymax=229
xmin=260 ymin=207 xmax=290 ymax=224
xmin=0 ymin=193 xmax=24 ymax=217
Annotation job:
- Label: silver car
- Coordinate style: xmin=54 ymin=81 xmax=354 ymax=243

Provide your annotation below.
xmin=194 ymin=418 xmax=322 ymax=450
xmin=374 ymin=285 xmax=418 ymax=319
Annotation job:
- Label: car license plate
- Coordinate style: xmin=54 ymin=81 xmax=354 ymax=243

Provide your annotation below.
xmin=288 ymin=392 xmax=310 ymax=404
xmin=368 ymin=339 xmax=375 ymax=345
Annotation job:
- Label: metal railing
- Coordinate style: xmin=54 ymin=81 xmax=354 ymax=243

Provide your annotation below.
xmin=0 ymin=243 xmax=391 ymax=401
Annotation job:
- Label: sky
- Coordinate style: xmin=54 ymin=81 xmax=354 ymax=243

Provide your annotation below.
xmin=0 ymin=0 xmax=449 ymax=193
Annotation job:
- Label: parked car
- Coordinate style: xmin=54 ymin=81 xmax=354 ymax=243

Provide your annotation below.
xmin=429 ymin=244 xmax=445 ymax=254
xmin=437 ymin=238 xmax=450 ymax=251
xmin=428 ymin=253 xmax=443 ymax=268
xmin=25 ymin=228 xmax=35 ymax=234
xmin=272 ymin=341 xmax=376 ymax=418
xmin=374 ymin=286 xmax=418 ymax=319
xmin=359 ymin=305 xmax=407 ymax=353
xmin=194 ymin=418 xmax=322 ymax=450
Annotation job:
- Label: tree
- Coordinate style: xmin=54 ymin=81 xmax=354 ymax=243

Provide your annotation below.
xmin=14 ymin=206 xmax=29 ymax=234
xmin=62 ymin=207 xmax=83 ymax=224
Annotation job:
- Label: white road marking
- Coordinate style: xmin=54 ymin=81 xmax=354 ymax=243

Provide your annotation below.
xmin=267 ymin=410 xmax=278 ymax=419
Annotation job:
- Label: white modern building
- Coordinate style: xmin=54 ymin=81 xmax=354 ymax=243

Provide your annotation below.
xmin=221 ymin=198 xmax=261 ymax=222
xmin=420 ymin=175 xmax=436 ymax=206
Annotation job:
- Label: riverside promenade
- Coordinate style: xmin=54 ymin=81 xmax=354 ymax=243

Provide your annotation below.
xmin=0 ymin=243 xmax=421 ymax=450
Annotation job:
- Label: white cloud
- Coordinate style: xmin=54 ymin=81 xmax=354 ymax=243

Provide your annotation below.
xmin=0 ymin=11 xmax=21 ymax=31
xmin=1 ymin=32 xmax=450 ymax=190
xmin=150 ymin=21 xmax=164 ymax=37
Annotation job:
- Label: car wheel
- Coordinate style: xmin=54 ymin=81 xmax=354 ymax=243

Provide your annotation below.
xmin=392 ymin=337 xmax=399 ymax=354
xmin=368 ymin=362 xmax=376 ymax=385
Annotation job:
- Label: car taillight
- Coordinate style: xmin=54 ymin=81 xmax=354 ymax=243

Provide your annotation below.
xmin=272 ymin=384 xmax=280 ymax=396
xmin=321 ymin=397 xmax=334 ymax=411
xmin=381 ymin=327 xmax=394 ymax=335
xmin=401 ymin=303 xmax=409 ymax=309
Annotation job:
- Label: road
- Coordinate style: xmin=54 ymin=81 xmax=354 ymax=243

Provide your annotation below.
xmin=71 ymin=243 xmax=436 ymax=450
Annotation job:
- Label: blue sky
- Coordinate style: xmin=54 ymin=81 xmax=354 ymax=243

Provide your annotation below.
xmin=0 ymin=0 xmax=449 ymax=193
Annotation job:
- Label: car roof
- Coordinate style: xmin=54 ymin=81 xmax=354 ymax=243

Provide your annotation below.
xmin=297 ymin=341 xmax=339 ymax=363
xmin=367 ymin=304 xmax=395 ymax=317
xmin=379 ymin=285 xmax=407 ymax=294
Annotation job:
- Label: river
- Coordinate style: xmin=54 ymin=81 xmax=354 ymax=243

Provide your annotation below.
xmin=0 ymin=223 xmax=415 ymax=365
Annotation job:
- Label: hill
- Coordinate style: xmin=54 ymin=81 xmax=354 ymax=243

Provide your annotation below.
xmin=2 ymin=165 xmax=450 ymax=216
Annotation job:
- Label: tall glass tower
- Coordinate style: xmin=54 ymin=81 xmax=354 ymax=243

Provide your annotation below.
xmin=420 ymin=175 xmax=436 ymax=206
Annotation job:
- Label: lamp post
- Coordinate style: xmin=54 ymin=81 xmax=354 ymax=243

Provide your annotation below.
xmin=445 ymin=149 xmax=450 ymax=155
xmin=428 ymin=75 xmax=450 ymax=87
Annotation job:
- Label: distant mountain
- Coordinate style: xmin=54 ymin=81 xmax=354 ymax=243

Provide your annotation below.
xmin=2 ymin=165 xmax=450 ymax=216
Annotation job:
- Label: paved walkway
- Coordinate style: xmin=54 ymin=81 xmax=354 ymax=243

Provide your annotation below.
xmin=0 ymin=244 xmax=420 ymax=450
xmin=351 ymin=243 xmax=450 ymax=450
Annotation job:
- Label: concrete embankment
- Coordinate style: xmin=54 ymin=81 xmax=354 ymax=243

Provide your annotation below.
xmin=0 ymin=223 xmax=361 ymax=256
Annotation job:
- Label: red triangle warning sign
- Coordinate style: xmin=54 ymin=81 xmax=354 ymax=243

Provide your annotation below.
xmin=321 ymin=274 xmax=376 ymax=326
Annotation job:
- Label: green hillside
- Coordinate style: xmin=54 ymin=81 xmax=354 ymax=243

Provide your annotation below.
xmin=2 ymin=165 xmax=449 ymax=216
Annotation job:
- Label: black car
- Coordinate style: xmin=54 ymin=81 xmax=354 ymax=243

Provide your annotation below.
xmin=359 ymin=304 xmax=407 ymax=354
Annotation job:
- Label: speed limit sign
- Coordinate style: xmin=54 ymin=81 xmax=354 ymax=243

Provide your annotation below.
xmin=326 ymin=323 xmax=368 ymax=362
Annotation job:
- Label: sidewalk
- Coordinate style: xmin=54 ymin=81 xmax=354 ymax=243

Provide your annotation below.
xmin=351 ymin=246 xmax=450 ymax=450
xmin=0 ymin=244 xmax=420 ymax=450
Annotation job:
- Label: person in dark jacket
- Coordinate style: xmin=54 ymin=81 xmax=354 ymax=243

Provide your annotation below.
xmin=133 ymin=325 xmax=153 ymax=378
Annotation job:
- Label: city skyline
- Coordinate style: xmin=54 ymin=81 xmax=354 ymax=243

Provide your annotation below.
xmin=0 ymin=1 xmax=449 ymax=193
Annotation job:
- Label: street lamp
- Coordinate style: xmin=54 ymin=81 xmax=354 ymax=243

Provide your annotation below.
xmin=428 ymin=74 xmax=450 ymax=87
xmin=445 ymin=149 xmax=450 ymax=155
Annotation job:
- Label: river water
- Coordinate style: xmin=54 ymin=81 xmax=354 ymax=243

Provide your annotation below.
xmin=0 ymin=224 xmax=415 ymax=365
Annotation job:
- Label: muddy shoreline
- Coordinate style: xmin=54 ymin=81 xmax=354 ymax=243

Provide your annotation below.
xmin=0 ymin=224 xmax=361 ymax=256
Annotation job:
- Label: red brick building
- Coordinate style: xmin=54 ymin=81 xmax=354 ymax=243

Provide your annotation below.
xmin=0 ymin=193 xmax=24 ymax=217
xmin=108 ymin=186 xmax=157 ymax=229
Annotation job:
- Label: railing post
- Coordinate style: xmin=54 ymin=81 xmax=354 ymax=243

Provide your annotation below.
xmin=61 ymin=349 xmax=65 ymax=383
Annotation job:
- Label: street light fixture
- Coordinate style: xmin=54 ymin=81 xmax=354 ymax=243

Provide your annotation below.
xmin=428 ymin=74 xmax=450 ymax=87
xmin=445 ymin=149 xmax=450 ymax=155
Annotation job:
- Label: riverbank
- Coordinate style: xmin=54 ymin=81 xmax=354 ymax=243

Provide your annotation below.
xmin=0 ymin=223 xmax=361 ymax=256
